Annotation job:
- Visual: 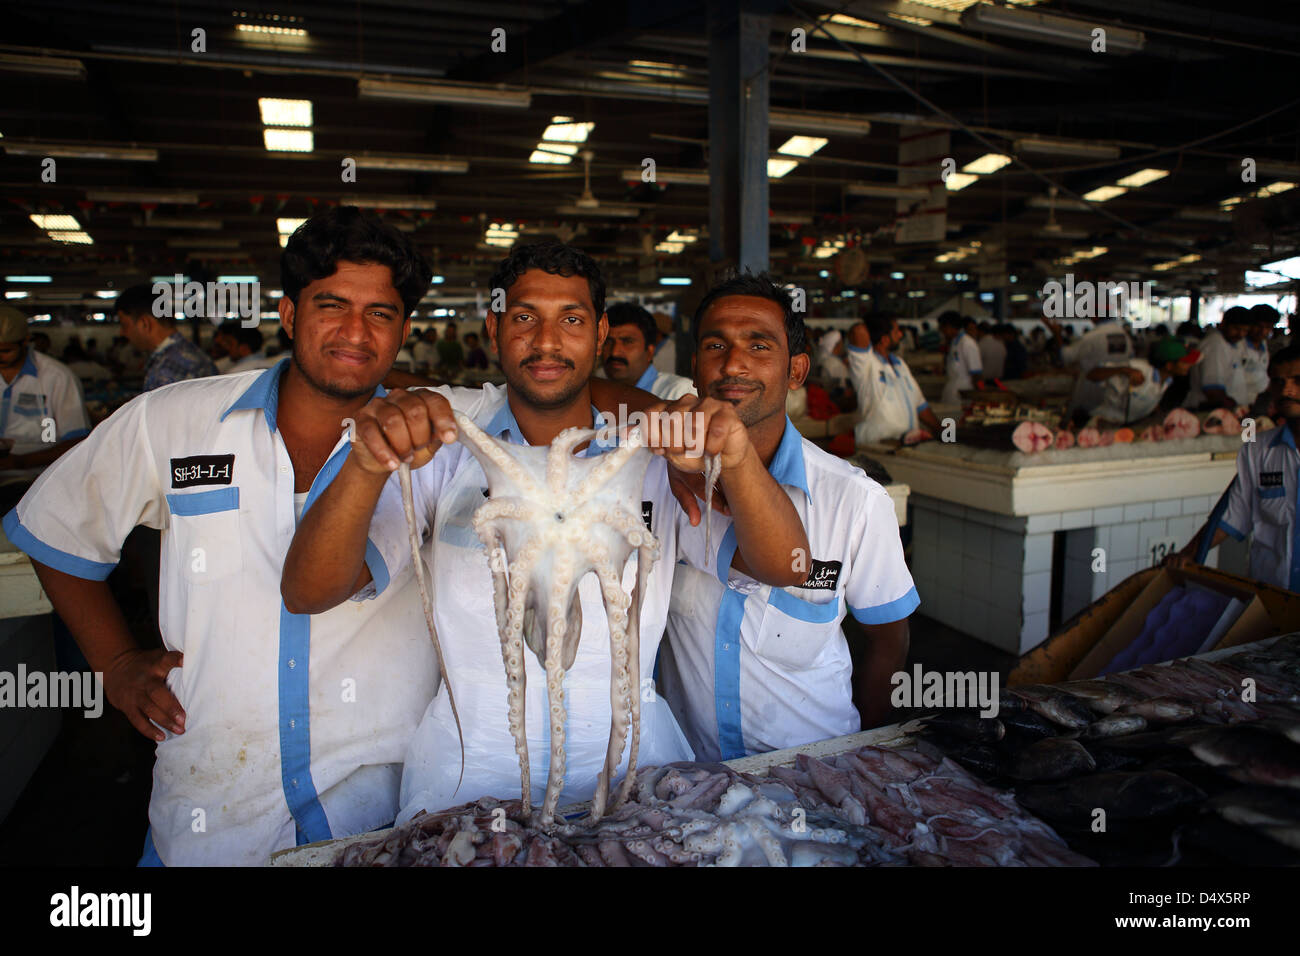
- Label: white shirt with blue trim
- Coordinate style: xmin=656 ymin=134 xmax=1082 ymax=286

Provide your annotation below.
xmin=634 ymin=362 xmax=697 ymax=402
xmin=363 ymin=388 xmax=694 ymax=821
xmin=0 ymin=350 xmax=90 ymax=454
xmin=1240 ymin=340 xmax=1270 ymax=405
xmin=1217 ymin=425 xmax=1299 ymax=591
xmin=1186 ymin=329 xmax=1248 ymax=408
xmin=1 ymin=360 xmax=466 ymax=865
xmin=1093 ymin=358 xmax=1170 ymax=424
xmin=941 ymin=331 xmax=983 ymax=404
xmin=847 ymin=346 xmax=928 ymax=444
xmin=659 ymin=419 xmax=919 ymax=763
xmin=1062 ymin=320 xmax=1133 ymax=413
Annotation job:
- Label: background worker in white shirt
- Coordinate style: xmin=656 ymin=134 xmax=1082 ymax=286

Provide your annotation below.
xmin=601 ymin=301 xmax=696 ymax=400
xmin=976 ymin=321 xmax=1007 ymax=381
xmin=938 ymin=311 xmax=983 ymax=404
xmin=1087 ymin=337 xmax=1201 ymax=424
xmin=0 ymin=304 xmax=90 ymax=470
xmin=1170 ymin=345 xmax=1300 ymax=589
xmin=1042 ymin=313 xmax=1133 ymax=419
xmin=1242 ymin=304 xmax=1278 ymax=415
xmin=847 ymin=312 xmax=941 ymax=444
xmin=1185 ymin=307 xmax=1250 ymax=410
xmin=281 ymin=246 xmax=811 ymax=818
xmin=659 ymin=273 xmax=919 ymax=761
xmin=1 ymin=207 xmax=455 ymax=866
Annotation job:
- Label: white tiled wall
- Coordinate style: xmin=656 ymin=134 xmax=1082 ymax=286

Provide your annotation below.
xmin=909 ymin=491 xmax=1219 ymax=656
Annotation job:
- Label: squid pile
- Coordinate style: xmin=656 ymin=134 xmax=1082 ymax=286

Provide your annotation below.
xmin=334 ymin=743 xmax=1092 ymax=866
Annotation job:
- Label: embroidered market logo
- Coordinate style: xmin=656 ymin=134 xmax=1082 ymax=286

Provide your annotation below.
xmin=1040 ymin=274 xmax=1155 ymax=327
xmin=152 ymin=274 xmax=261 ymax=327
xmin=0 ymin=665 xmax=103 ymax=718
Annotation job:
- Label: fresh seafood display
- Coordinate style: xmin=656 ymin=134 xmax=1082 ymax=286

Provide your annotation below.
xmin=915 ymin=634 xmax=1300 ymax=865
xmin=335 ymin=744 xmax=1092 ymax=866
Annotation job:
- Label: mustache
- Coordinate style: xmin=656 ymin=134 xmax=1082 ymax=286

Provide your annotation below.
xmin=709 ymin=377 xmax=764 ymax=396
xmin=324 ymin=344 xmax=376 ymax=360
xmin=521 ymin=353 xmax=575 ymax=370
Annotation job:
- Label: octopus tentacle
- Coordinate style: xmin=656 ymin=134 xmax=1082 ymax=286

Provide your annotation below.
xmin=546 ymin=427 xmax=596 ymax=494
xmin=591 ymin=565 xmax=632 ymax=821
xmin=497 ymin=537 xmax=535 ymax=819
xmin=539 ymin=560 xmax=575 ymax=827
xmin=400 ymin=463 xmax=464 ymax=793
xmin=614 ymin=543 xmax=651 ymax=810
xmin=702 ymin=453 xmax=722 ymax=558
xmin=454 ymin=412 xmax=546 ymax=498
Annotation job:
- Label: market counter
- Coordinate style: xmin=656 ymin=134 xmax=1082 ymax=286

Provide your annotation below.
xmin=871 ymin=437 xmax=1242 ymax=656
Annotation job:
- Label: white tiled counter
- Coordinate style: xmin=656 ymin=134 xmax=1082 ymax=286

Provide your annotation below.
xmin=881 ymin=444 xmax=1239 ymax=655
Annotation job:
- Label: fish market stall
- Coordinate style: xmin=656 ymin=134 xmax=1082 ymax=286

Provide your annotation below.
xmin=872 ymin=429 xmax=1241 ymax=655
xmin=271 ymin=634 xmax=1300 ymax=867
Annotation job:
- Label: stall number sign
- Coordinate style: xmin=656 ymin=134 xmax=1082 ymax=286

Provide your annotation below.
xmin=1144 ymin=536 xmax=1179 ymax=568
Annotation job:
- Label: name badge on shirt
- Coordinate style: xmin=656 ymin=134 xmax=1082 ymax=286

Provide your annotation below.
xmin=802 ymin=558 xmax=843 ymax=591
xmin=15 ymin=392 xmax=42 ymax=409
xmin=171 ymin=454 xmax=235 ymax=488
xmin=1260 ymin=471 xmax=1284 ymax=488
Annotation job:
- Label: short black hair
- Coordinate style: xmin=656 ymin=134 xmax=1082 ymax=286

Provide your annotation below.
xmin=864 ymin=312 xmax=898 ymax=343
xmin=691 ymin=271 xmax=807 ymax=358
xmin=280 ymin=205 xmax=432 ymax=317
xmin=937 ymin=311 xmax=964 ymax=331
xmin=115 ymin=283 xmax=173 ymax=325
xmin=605 ymin=302 xmax=658 ymax=348
xmin=215 ymin=320 xmax=242 ymax=339
xmin=487 ymin=239 xmax=606 ymax=318
xmin=1250 ymin=303 xmax=1281 ymax=325
xmin=1223 ymin=305 xmax=1253 ymax=327
xmin=1270 ymin=344 xmax=1300 ymax=371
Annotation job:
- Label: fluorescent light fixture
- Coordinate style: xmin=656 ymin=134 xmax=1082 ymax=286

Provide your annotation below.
xmin=484 ymin=223 xmax=519 ymax=248
xmin=627 ymin=60 xmax=688 ymax=80
xmin=656 ymin=241 xmax=686 ymax=254
xmin=29 ymin=214 xmax=81 ymax=231
xmin=9 ymin=275 xmax=52 ymax=283
xmin=277 ymin=218 xmax=306 ymax=234
xmin=1013 ymin=136 xmax=1120 ymax=160
xmin=963 ymin=153 xmax=1012 ymax=175
xmin=530 ymin=145 xmax=578 ymax=165
xmin=357 ymin=196 xmax=438 ymax=210
xmin=4 ymin=292 xmax=28 ymax=299
xmin=85 ymin=188 xmax=199 ymax=203
xmin=890 ymin=272 xmax=905 ymax=280
xmin=1261 ymin=181 xmax=1297 ymax=197
xmin=1246 ymin=270 xmax=1289 ymax=288
xmin=236 ymin=23 xmax=307 ymax=37
xmin=769 ymin=108 xmax=870 ymax=137
xmin=217 ymin=275 xmax=259 ymax=283
xmin=352 ymin=154 xmax=468 ymax=173
xmin=962 ymin=4 xmax=1145 ymax=53
xmin=845 ymin=183 xmax=930 ymax=200
xmin=945 ymin=173 xmax=978 ymax=191
xmin=767 ymin=158 xmax=799 ymax=178
xmin=1083 ymin=185 xmax=1127 ymax=202
xmin=1261 ymin=256 xmax=1300 ymax=280
xmin=659 ymin=277 xmax=691 ymax=286
xmin=1116 ymin=168 xmax=1168 ymax=188
xmin=1027 ymin=195 xmax=1089 ymax=211
xmin=620 ymin=167 xmax=708 ymax=185
xmin=263 ymin=128 xmax=313 ymax=152
xmin=1152 ymin=253 xmax=1202 ymax=272
xmin=0 ymin=53 xmax=86 ymax=80
xmin=777 ymin=136 xmax=828 ymax=158
xmin=3 ymin=141 xmax=156 ymax=161
xmin=541 ymin=118 xmax=595 ymax=143
xmin=267 ymin=290 xmax=283 ymax=298
xmin=357 ymin=77 xmax=531 ymax=109
xmin=95 ymin=290 xmax=117 ymax=298
xmin=279 ymin=235 xmax=289 ymax=247
xmin=50 ymin=231 xmax=93 ymax=244
xmin=258 ymin=98 xmax=312 ymax=127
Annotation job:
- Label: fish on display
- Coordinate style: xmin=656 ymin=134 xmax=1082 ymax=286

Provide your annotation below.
xmin=1017 ymin=771 xmax=1207 ymax=825
xmin=1084 ymin=714 xmax=1148 ymax=738
xmin=1000 ymin=708 xmax=1062 ymax=740
xmin=1010 ymin=738 xmax=1097 ymax=781
xmin=1209 ymin=787 xmax=1300 ymax=830
xmin=1055 ymin=680 xmax=1144 ymax=714
xmin=1115 ymin=697 xmax=1198 ymax=724
xmin=1185 ymin=726 xmax=1300 ymax=790
xmin=920 ymin=712 xmax=1005 ymax=743
xmin=1009 ymin=685 xmax=1095 ymax=730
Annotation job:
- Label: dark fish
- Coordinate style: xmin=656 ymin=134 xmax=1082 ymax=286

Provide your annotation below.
xmin=1209 ymin=787 xmax=1300 ymax=829
xmin=1116 ymin=697 xmax=1198 ymax=724
xmin=944 ymin=743 xmax=1008 ymax=778
xmin=1009 ymin=685 xmax=1095 ymax=730
xmin=1010 ymin=737 xmax=1097 ymax=781
xmin=1056 ymin=680 xmax=1144 ymax=714
xmin=1017 ymin=771 xmax=1206 ymax=824
xmin=922 ymin=712 xmax=1005 ymax=743
xmin=1084 ymin=714 xmax=1148 ymax=738
xmin=1186 ymin=727 xmax=1300 ymax=789
xmin=1001 ymin=707 xmax=1065 ymax=740
xmin=1255 ymin=718 xmax=1300 ymax=745
xmin=1081 ymin=743 xmax=1146 ymax=772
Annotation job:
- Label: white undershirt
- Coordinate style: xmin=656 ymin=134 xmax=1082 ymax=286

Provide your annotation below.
xmin=293 ymin=492 xmax=308 ymax=524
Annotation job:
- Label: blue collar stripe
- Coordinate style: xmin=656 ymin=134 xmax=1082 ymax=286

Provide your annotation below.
xmin=1292 ymin=465 xmax=1300 ymax=592
xmin=768 ymin=587 xmax=840 ymax=623
xmin=486 ymin=398 xmax=615 ymax=457
xmin=220 ymin=358 xmax=291 ymax=431
xmin=635 ymin=364 xmax=659 ymax=391
xmin=712 ymin=523 xmax=746 ymax=760
xmin=849 ymin=586 xmax=920 ymax=626
xmin=1272 ymin=426 xmax=1296 ymax=450
xmin=768 ymin=418 xmax=809 ymax=495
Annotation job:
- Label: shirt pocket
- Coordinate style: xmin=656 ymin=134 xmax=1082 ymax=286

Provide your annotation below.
xmin=1256 ymin=485 xmax=1290 ymax=528
xmin=165 ymin=487 xmax=243 ymax=584
xmin=748 ymin=587 xmax=841 ymax=672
